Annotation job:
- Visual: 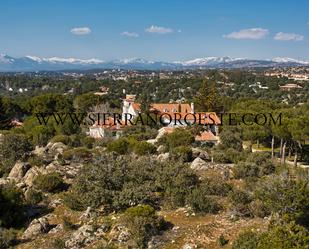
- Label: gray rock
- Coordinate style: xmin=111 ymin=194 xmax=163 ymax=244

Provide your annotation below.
xmin=157 ymin=145 xmax=166 ymax=154
xmin=65 ymin=224 xmax=95 ymax=248
xmin=0 ymin=178 xmax=9 ymax=186
xmin=48 ymin=223 xmax=64 ymax=234
xmin=22 ymin=217 xmax=50 ymax=240
xmin=190 ymin=157 xmax=209 ymax=170
xmin=8 ymin=161 xmax=30 ymax=179
xmin=23 ymin=166 xmax=46 ymax=187
xmin=47 ymin=142 xmax=67 ymax=154
xmin=157 ymin=153 xmax=169 ymax=162
xmin=183 ymin=243 xmax=197 ymax=249
xmin=192 ymin=148 xmax=210 ymax=161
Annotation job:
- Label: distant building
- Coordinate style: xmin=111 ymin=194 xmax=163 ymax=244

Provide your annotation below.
xmin=94 ymin=86 xmax=109 ymax=96
xmin=122 ymin=94 xmax=221 ymax=134
xmin=195 ymin=130 xmax=219 ymax=144
xmin=279 ymin=83 xmax=303 ymax=91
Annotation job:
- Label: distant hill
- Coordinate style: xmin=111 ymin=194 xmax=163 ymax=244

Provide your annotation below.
xmin=0 ymin=54 xmax=308 ymax=72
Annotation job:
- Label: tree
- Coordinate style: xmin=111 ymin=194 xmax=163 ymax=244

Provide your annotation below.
xmin=0 ymin=98 xmax=11 ymax=130
xmin=194 ymin=79 xmax=219 ymax=112
xmin=139 ymin=93 xmax=152 ymax=114
xmin=0 ymin=134 xmax=32 ymax=175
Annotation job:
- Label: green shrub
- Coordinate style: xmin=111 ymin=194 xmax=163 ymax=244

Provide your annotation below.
xmin=233 ymin=152 xmax=275 ymax=179
xmin=106 ymin=138 xmax=130 ymax=154
xmin=254 ymin=175 xmax=309 ymax=224
xmin=232 ymin=231 xmax=260 ymax=249
xmin=170 ymin=146 xmax=193 ymax=162
xmin=229 ymin=189 xmax=253 ymax=217
xmin=201 ymin=178 xmax=233 ymax=197
xmin=51 ymin=238 xmax=66 ymax=249
xmin=187 ymin=187 xmax=222 ymax=214
xmin=0 ymin=134 xmax=32 ymax=175
xmin=34 ymin=173 xmax=65 ymax=193
xmin=62 ymin=147 xmax=92 ymax=161
xmin=50 ymin=135 xmax=71 ymax=145
xmin=161 ymin=128 xmax=195 ymax=150
xmin=0 ymin=228 xmax=17 ymax=248
xmin=81 ymin=136 xmax=96 ymax=149
xmin=212 ymin=150 xmax=233 ymax=163
xmin=62 ymin=216 xmax=75 ymax=231
xmin=124 ymin=205 xmax=167 ymax=249
xmin=28 ymin=155 xmax=45 ymax=167
xmin=133 ymin=141 xmax=156 ymax=155
xmin=25 ymin=188 xmax=43 ymax=205
xmin=218 ymin=234 xmax=229 ymax=246
xmin=64 ymin=155 xmax=198 ymax=212
xmin=219 ymin=129 xmax=243 ymax=151
xmin=29 ymin=125 xmax=55 ymax=146
xmin=257 ymin=222 xmax=309 ymax=249
xmin=0 ymin=184 xmax=25 ymax=227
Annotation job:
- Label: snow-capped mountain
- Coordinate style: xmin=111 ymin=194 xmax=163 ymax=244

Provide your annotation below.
xmin=271 ymin=57 xmax=309 ymax=65
xmin=0 ymin=54 xmax=308 ymax=71
xmin=176 ymin=56 xmax=244 ymax=66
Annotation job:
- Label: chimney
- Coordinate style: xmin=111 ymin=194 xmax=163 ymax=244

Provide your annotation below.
xmin=191 ymin=102 xmax=195 ymax=114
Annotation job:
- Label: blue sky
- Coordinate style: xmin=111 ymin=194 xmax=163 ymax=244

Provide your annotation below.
xmin=0 ymin=0 xmax=309 ymax=61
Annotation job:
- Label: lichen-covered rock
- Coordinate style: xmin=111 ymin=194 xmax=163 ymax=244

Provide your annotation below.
xmin=8 ymin=161 xmax=30 ymax=179
xmin=23 ymin=166 xmax=45 ymax=187
xmin=65 ymin=224 xmax=96 ymax=249
xmin=190 ymin=157 xmax=209 ymax=170
xmin=22 ymin=217 xmax=50 ymax=240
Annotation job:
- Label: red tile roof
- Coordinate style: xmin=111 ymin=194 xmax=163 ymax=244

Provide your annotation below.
xmin=195 ymin=131 xmax=218 ymax=142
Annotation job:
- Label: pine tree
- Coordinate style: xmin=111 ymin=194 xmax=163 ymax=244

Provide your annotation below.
xmin=0 ymin=98 xmax=11 ymax=130
xmin=194 ymin=79 xmax=218 ymax=112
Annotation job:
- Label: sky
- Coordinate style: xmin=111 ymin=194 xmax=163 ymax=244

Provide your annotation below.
xmin=0 ymin=0 xmax=309 ymax=61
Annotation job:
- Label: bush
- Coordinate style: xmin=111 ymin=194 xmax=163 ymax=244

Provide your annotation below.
xmin=201 ymin=178 xmax=233 ymax=197
xmin=64 ymin=155 xmax=198 ymax=212
xmin=218 ymin=234 xmax=229 ymax=246
xmin=257 ymin=222 xmax=309 ymax=249
xmin=123 ymin=126 xmax=158 ymax=141
xmin=254 ymin=175 xmax=309 ymax=225
xmin=161 ymin=128 xmax=195 ymax=150
xmin=212 ymin=150 xmax=233 ymax=163
xmin=0 ymin=228 xmax=17 ymax=248
xmin=34 ymin=173 xmax=65 ymax=193
xmin=107 ymin=138 xmax=130 ymax=154
xmin=50 ymin=238 xmax=66 ymax=249
xmin=62 ymin=147 xmax=92 ymax=161
xmin=0 ymin=184 xmax=25 ymax=227
xmin=29 ymin=125 xmax=54 ymax=146
xmin=187 ymin=187 xmax=222 ymax=214
xmin=124 ymin=205 xmax=167 ymax=249
xmin=25 ymin=188 xmax=43 ymax=205
xmin=81 ymin=136 xmax=96 ymax=149
xmin=133 ymin=141 xmax=156 ymax=155
xmin=249 ymin=200 xmax=270 ymax=218
xmin=27 ymin=155 xmax=45 ymax=167
xmin=170 ymin=146 xmax=193 ymax=162
xmin=50 ymin=135 xmax=71 ymax=145
xmin=233 ymin=152 xmax=275 ymax=179
xmin=229 ymin=189 xmax=253 ymax=217
xmin=0 ymin=134 xmax=32 ymax=175
xmin=219 ymin=129 xmax=243 ymax=151
xmin=232 ymin=230 xmax=260 ymax=249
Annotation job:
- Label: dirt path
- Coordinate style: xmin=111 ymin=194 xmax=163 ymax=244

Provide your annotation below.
xmin=159 ymin=209 xmax=268 ymax=249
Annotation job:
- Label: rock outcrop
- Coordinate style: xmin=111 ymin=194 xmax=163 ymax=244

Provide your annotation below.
xmin=22 ymin=217 xmax=51 ymax=240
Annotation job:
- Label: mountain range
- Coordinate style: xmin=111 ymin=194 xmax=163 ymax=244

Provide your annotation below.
xmin=0 ymin=54 xmax=309 ymax=71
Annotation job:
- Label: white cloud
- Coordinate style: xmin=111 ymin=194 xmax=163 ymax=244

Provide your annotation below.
xmin=70 ymin=27 xmax=91 ymax=35
xmin=274 ymin=32 xmax=304 ymax=41
xmin=145 ymin=25 xmax=174 ymax=34
xmin=224 ymin=28 xmax=269 ymax=39
xmin=121 ymin=31 xmax=139 ymax=37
